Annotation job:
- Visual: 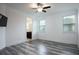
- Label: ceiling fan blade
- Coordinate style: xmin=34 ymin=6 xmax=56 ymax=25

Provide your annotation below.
xmin=42 ymin=10 xmax=46 ymax=13
xmin=43 ymin=6 xmax=51 ymax=9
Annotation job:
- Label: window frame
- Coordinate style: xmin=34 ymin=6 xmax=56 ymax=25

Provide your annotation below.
xmin=39 ymin=20 xmax=46 ymax=32
xmin=63 ymin=15 xmax=76 ymax=32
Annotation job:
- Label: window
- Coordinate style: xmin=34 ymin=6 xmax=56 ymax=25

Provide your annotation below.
xmin=63 ymin=15 xmax=75 ymax=32
xmin=39 ymin=20 xmax=46 ymax=32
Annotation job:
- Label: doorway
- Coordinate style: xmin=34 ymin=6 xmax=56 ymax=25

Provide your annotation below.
xmin=26 ymin=17 xmax=32 ymax=42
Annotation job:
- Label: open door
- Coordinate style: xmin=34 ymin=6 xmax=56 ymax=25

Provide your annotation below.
xmin=26 ymin=17 xmax=32 ymax=42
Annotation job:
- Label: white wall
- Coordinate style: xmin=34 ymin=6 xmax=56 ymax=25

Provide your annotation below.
xmin=38 ymin=9 xmax=78 ymax=45
xmin=0 ymin=27 xmax=6 ymax=49
xmin=6 ymin=6 xmax=26 ymax=47
xmin=0 ymin=4 xmax=6 ymax=49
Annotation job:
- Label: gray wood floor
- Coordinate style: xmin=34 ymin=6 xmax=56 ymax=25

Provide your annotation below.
xmin=0 ymin=39 xmax=79 ymax=55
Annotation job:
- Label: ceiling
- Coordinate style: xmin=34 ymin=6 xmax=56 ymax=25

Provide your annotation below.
xmin=6 ymin=3 xmax=79 ymax=14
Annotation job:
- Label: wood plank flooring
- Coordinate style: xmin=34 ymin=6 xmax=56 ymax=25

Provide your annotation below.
xmin=0 ymin=39 xmax=79 ymax=55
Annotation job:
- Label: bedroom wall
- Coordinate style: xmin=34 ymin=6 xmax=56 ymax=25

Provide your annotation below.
xmin=0 ymin=4 xmax=6 ymax=49
xmin=38 ymin=9 xmax=78 ymax=45
xmin=6 ymin=6 xmax=26 ymax=47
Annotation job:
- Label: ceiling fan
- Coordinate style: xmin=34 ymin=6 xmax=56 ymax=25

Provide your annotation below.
xmin=31 ymin=3 xmax=51 ymax=13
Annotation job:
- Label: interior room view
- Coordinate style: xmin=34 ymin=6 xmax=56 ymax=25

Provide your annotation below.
xmin=0 ymin=3 xmax=79 ymax=55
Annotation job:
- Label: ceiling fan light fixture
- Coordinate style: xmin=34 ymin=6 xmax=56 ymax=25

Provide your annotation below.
xmin=37 ymin=7 xmax=43 ymax=12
